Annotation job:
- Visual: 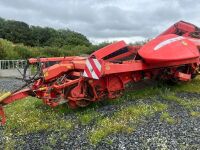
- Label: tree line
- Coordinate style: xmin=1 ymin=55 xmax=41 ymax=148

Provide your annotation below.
xmin=0 ymin=17 xmax=146 ymax=60
xmin=0 ymin=17 xmax=111 ymax=59
xmin=0 ymin=17 xmax=91 ymax=47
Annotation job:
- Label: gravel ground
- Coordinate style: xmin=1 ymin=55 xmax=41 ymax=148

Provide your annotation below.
xmin=0 ymin=78 xmax=24 ymax=92
xmin=0 ymin=78 xmax=199 ymax=149
xmin=96 ymin=100 xmax=200 ymax=150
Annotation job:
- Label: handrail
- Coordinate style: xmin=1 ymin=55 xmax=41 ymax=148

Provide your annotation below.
xmin=0 ymin=60 xmax=26 ymax=70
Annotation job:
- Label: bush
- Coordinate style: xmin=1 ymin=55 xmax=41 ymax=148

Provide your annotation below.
xmin=0 ymin=38 xmax=111 ymax=59
xmin=14 ymin=45 xmax=32 ymax=59
xmin=0 ymin=39 xmax=18 ymax=59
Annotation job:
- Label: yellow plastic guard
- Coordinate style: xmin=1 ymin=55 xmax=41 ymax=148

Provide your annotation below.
xmin=0 ymin=92 xmax=11 ymax=102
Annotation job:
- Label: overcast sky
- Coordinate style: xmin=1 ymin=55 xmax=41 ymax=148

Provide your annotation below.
xmin=0 ymin=0 xmax=199 ymax=43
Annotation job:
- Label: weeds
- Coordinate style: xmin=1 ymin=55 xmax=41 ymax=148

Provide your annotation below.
xmin=160 ymin=112 xmax=176 ymax=124
xmin=1 ymin=76 xmax=200 ymax=146
xmin=89 ymin=102 xmax=168 ymax=144
xmin=161 ymin=93 xmax=200 ymax=110
xmin=4 ymin=97 xmax=72 ymax=136
xmin=78 ymin=111 xmax=99 ymax=125
xmin=190 ymin=111 xmax=200 ymax=117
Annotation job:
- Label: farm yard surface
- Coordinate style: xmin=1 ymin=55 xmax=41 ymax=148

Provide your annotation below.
xmin=0 ymin=77 xmax=199 ymax=149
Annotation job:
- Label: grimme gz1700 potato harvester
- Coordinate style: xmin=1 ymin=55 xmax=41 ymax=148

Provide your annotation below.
xmin=0 ymin=20 xmax=200 ymax=125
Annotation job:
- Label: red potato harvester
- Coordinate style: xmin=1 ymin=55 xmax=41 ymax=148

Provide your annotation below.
xmin=0 ymin=21 xmax=200 ymax=125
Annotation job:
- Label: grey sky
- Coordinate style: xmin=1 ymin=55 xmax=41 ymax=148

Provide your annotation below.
xmin=0 ymin=0 xmax=199 ymax=43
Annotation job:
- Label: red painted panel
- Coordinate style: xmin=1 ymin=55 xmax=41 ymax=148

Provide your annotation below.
xmin=138 ymin=34 xmax=199 ymax=63
xmin=91 ymin=41 xmax=127 ymax=59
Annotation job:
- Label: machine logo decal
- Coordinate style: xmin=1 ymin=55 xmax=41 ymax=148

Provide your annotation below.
xmin=83 ymin=58 xmax=102 ymax=79
xmin=154 ymin=36 xmax=185 ymax=50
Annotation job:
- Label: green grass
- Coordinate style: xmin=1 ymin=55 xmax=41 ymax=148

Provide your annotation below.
xmin=4 ymin=97 xmax=72 ymax=136
xmin=117 ymin=86 xmax=160 ymax=102
xmin=4 ymin=136 xmax=16 ymax=150
xmin=89 ymin=102 xmax=168 ymax=144
xmin=78 ymin=110 xmax=100 ymax=125
xmin=87 ymin=77 xmax=200 ymax=144
xmin=1 ymin=76 xmax=200 ymax=146
xmin=2 ymin=96 xmax=73 ymax=149
xmin=190 ymin=111 xmax=200 ymax=117
xmin=173 ymin=76 xmax=200 ymax=93
xmin=161 ymin=93 xmax=200 ymax=110
xmin=160 ymin=112 xmax=176 ymax=124
xmin=48 ymin=133 xmax=58 ymax=146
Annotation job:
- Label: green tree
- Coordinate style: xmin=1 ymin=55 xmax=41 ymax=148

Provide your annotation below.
xmin=0 ymin=17 xmax=91 ymax=48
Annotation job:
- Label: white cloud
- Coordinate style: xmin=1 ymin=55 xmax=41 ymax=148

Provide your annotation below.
xmin=0 ymin=0 xmax=200 ymax=43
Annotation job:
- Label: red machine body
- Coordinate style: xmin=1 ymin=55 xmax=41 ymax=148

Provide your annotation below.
xmin=0 ymin=20 xmax=200 ymax=125
xmin=139 ymin=34 xmax=199 ymax=63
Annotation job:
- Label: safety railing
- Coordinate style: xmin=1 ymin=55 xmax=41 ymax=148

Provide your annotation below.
xmin=0 ymin=60 xmax=27 ymax=70
xmin=0 ymin=60 xmax=28 ymax=78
